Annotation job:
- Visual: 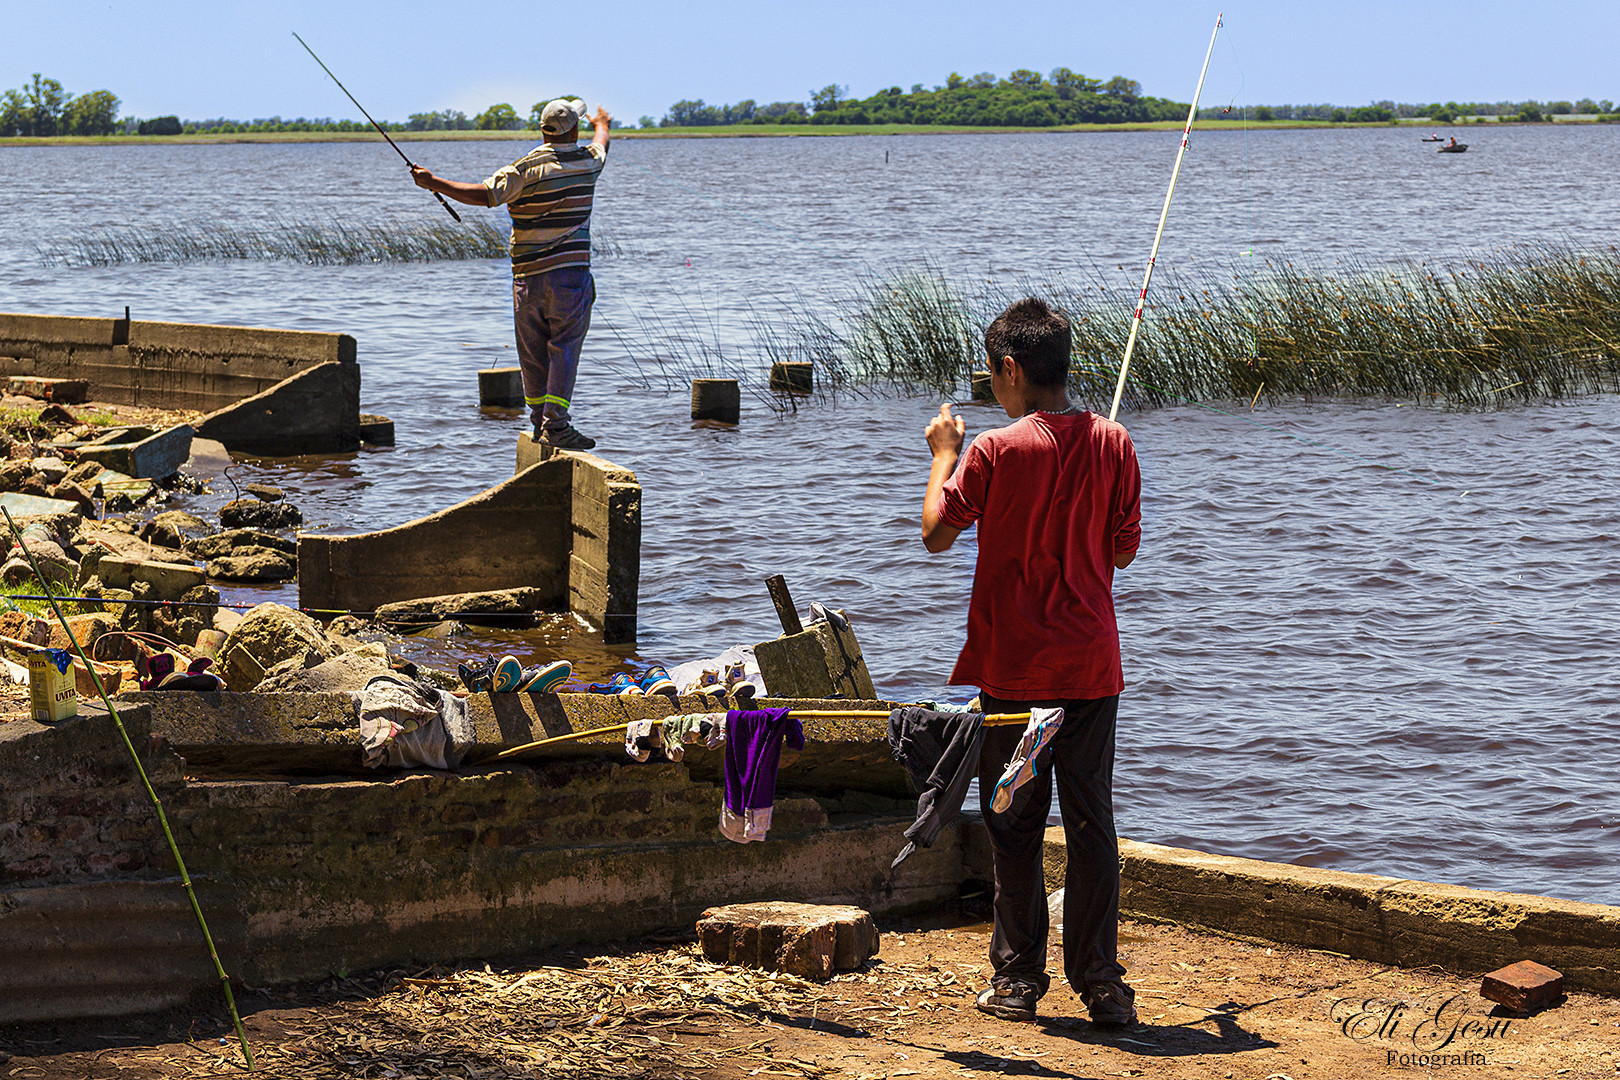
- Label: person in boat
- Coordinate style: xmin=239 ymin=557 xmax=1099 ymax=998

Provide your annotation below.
xmin=920 ymin=297 xmax=1143 ymax=1027
xmin=1449 ymin=137 xmax=1458 ymax=147
xmin=411 ymin=99 xmax=612 ymax=450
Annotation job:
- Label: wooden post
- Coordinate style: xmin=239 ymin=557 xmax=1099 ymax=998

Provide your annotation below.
xmin=764 ymin=574 xmax=803 ymax=635
xmin=691 ymin=378 xmax=741 ymax=423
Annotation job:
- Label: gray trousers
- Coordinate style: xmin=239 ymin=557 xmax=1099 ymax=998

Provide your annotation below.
xmin=513 ymin=266 xmax=594 ymax=432
xmin=979 ymin=692 xmax=1127 ymax=998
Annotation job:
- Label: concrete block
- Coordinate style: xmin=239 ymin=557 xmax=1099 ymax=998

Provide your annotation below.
xmin=74 ymin=424 xmax=194 ymax=479
xmin=698 ymin=902 xmax=878 ymax=980
xmin=769 ymin=361 xmax=813 ymax=394
xmin=479 ymin=367 xmax=524 ymax=407
xmin=8 ymin=376 xmax=88 ymax=404
xmin=971 ymin=370 xmax=994 ymax=400
xmin=691 ymin=378 xmax=740 ymax=422
xmin=0 ymin=492 xmax=81 ymax=518
xmin=358 ymin=413 xmax=394 ymax=445
xmin=755 ymin=612 xmax=876 ymax=699
xmin=95 ymin=556 xmax=205 ymax=601
xmin=1482 ymin=960 xmax=1564 ymax=1011
xmin=374 ymin=587 xmax=548 ymax=627
xmin=194 ymin=361 xmax=360 ymax=454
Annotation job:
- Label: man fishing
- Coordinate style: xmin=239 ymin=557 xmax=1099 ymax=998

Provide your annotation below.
xmin=411 ymin=99 xmax=612 ymax=450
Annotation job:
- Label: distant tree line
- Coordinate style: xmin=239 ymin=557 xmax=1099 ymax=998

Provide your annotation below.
xmin=1201 ymin=97 xmax=1617 ymax=124
xmin=0 ymin=74 xmax=120 ymax=136
xmin=646 ymin=68 xmax=1186 ymax=128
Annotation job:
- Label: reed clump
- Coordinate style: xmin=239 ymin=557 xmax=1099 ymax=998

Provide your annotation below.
xmin=746 ymin=246 xmax=1620 ymax=409
xmin=39 ymin=217 xmax=624 ymax=267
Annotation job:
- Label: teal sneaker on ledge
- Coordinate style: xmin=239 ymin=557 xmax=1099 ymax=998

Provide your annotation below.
xmin=638 ymin=664 xmax=677 ymax=697
xmin=492 ymin=655 xmax=525 ymax=693
xmin=519 ymin=659 xmax=572 ymax=694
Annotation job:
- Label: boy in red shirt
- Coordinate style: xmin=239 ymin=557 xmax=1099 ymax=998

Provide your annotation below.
xmin=921 ymin=297 xmax=1142 ymax=1026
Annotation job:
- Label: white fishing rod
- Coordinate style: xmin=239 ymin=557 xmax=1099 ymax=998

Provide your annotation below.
xmin=1107 ymin=12 xmax=1224 ymax=423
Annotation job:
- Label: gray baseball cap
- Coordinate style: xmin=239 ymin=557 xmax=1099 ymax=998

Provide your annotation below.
xmin=539 ymin=98 xmax=588 ymax=135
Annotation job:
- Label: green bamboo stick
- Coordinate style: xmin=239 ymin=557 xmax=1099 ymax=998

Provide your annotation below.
xmin=2 ymin=507 xmax=255 ymax=1071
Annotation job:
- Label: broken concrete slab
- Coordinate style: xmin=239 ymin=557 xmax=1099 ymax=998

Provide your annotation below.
xmin=698 ymin=902 xmax=879 ymax=980
xmin=185 ymin=528 xmax=295 ymax=559
xmin=0 ymin=491 xmax=81 ymax=518
xmin=8 ymin=375 xmax=89 ymax=404
xmin=755 ymin=612 xmax=876 ymax=700
xmin=373 ymin=587 xmax=548 ymax=627
xmin=94 ymin=556 xmax=205 ymax=601
xmin=193 ymin=360 xmax=360 ymax=454
xmin=75 ymin=424 xmax=194 ymax=481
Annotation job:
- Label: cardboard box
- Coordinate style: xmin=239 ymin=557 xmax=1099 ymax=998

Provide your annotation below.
xmin=28 ymin=648 xmax=77 ymax=722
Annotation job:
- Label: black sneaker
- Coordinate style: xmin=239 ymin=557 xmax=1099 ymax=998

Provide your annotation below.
xmin=1085 ymin=981 xmax=1137 ymax=1027
xmin=540 ymin=425 xmax=596 ymax=451
xmin=457 ymin=658 xmax=495 ymax=693
xmin=975 ymin=984 xmax=1037 ymax=1022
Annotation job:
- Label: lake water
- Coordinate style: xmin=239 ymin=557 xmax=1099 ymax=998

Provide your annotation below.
xmin=1 ymin=126 xmax=1617 ymax=904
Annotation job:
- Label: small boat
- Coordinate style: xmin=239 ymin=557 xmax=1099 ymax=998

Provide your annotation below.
xmin=1422 ymin=135 xmax=1444 ymax=142
xmin=1438 ymin=143 xmax=1468 ymax=153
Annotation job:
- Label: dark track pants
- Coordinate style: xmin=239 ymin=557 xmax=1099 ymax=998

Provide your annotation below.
xmin=513 ymin=267 xmax=594 ymax=433
xmin=978 ymin=692 xmax=1126 ymax=998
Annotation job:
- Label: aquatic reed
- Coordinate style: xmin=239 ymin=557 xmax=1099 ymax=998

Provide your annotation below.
xmin=674 ymin=245 xmax=1620 ymax=410
xmin=39 ymin=217 xmax=624 ymax=266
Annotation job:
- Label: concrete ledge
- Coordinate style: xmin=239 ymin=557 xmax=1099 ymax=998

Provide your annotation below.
xmin=0 ymin=312 xmax=355 ymax=413
xmin=1037 ymin=830 xmax=1620 ymax=996
xmin=297 ymin=457 xmax=575 ymax=617
xmin=195 ymin=361 xmax=360 ymax=453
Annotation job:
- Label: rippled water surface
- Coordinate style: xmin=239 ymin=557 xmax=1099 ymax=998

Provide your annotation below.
xmin=2 ymin=127 xmax=1616 ymax=903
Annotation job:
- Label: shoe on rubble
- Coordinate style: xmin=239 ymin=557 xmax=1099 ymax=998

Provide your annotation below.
xmin=637 ymin=664 xmax=678 ymax=697
xmin=457 ymin=658 xmax=496 ymax=693
xmin=539 ymin=425 xmax=597 ymax=451
xmin=518 ymin=659 xmax=572 ymax=694
xmin=1084 ymin=981 xmax=1137 ymax=1028
xmin=975 ymin=984 xmax=1037 ymax=1022
xmin=492 ymin=655 xmax=525 ymax=693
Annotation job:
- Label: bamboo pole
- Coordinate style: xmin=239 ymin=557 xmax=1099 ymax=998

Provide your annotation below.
xmin=1107 ymin=11 xmax=1224 ymax=423
xmin=1 ymin=508 xmax=255 ymax=1071
xmin=493 ymin=708 xmax=1035 ymax=758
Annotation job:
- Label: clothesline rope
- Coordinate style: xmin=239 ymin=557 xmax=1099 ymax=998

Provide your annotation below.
xmin=492 ymin=709 xmax=1033 ymax=759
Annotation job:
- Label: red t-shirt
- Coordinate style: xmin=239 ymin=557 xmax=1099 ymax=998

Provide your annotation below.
xmin=936 ymin=410 xmax=1141 ymax=699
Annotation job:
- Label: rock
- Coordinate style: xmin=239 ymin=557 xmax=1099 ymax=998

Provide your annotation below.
xmin=213 ymin=607 xmax=244 ymax=635
xmin=7 ymin=376 xmax=89 ymax=404
xmin=29 ymin=457 xmax=68 ymax=485
xmin=15 ymin=473 xmax=51 ymax=498
xmin=37 ymin=403 xmax=79 ymax=427
xmin=218 ymin=602 xmax=339 ymax=691
xmin=697 ymin=903 xmax=879 ymax=982
xmin=243 ymin=483 xmax=283 ymax=502
xmin=219 ymin=499 xmax=302 ymax=530
xmin=207 ymin=547 xmax=296 ymax=582
xmin=0 ymin=611 xmax=52 ymax=645
xmin=94 ymin=556 xmax=206 ymax=602
xmin=150 ymin=584 xmax=219 ymax=647
xmin=0 ymin=460 xmax=31 ymax=492
xmin=1 ymin=538 xmax=74 ymax=587
xmin=46 ymin=612 xmax=117 ymax=651
xmin=49 ymin=482 xmax=96 ymax=517
xmin=141 ymin=510 xmax=213 ymax=550
xmin=185 ymin=528 xmax=296 ymax=560
xmin=255 ymin=650 xmax=393 ymax=693
xmin=63 ymin=459 xmax=104 ymax=489
xmin=1482 ymin=961 xmax=1564 ymax=1012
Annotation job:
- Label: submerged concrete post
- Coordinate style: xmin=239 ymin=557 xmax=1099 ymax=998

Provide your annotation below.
xmin=691 ymin=378 xmax=740 ymax=423
xmin=479 ymin=367 xmax=524 ymax=407
xmin=769 ymin=361 xmax=813 ymax=393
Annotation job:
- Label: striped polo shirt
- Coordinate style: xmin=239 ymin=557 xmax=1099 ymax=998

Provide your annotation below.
xmin=483 ymin=141 xmax=608 ymax=278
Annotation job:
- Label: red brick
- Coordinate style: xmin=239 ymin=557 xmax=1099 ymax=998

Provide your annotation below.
xmin=1481 ymin=960 xmax=1564 ymax=1012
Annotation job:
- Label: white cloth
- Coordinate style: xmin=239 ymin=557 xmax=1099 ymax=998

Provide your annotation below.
xmin=990 ymin=707 xmax=1066 ymax=813
xmin=667 ymin=645 xmax=766 ymax=698
xmin=624 ymin=718 xmax=660 ymax=762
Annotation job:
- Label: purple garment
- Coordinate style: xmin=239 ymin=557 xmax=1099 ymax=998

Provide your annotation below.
xmin=720 ymin=708 xmax=804 ymax=843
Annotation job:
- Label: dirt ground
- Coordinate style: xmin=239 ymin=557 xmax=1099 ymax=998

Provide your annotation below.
xmin=3 ymin=912 xmax=1616 ymax=1080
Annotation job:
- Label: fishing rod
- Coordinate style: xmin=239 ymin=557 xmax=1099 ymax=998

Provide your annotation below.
xmin=1107 ymin=12 xmax=1223 ymax=423
xmin=291 ymin=31 xmax=463 ymax=222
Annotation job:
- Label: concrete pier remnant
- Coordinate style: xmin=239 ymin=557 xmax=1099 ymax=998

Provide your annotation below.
xmin=479 ymin=366 xmax=524 ymax=406
xmin=298 ymin=439 xmax=640 ymax=643
xmin=0 ymin=312 xmax=362 ymax=453
xmin=769 ymin=360 xmax=813 ymax=394
xmin=755 ymin=611 xmax=877 ymax=700
xmin=74 ymin=424 xmax=194 ymax=479
xmin=690 ymin=378 xmax=740 ymax=423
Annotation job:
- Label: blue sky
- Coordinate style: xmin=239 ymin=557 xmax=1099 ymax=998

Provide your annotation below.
xmin=4 ymin=0 xmax=1617 ymax=122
